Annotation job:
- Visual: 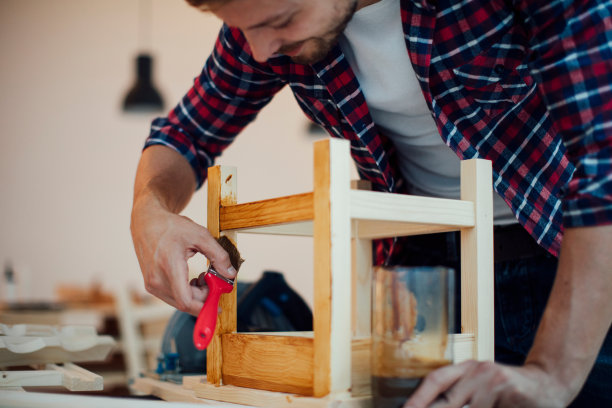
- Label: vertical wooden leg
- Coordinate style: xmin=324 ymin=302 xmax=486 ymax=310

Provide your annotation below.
xmin=351 ymin=231 xmax=373 ymax=396
xmin=460 ymin=159 xmax=494 ymax=361
xmin=313 ymin=139 xmax=351 ymax=397
xmin=206 ymin=165 xmax=238 ymax=385
xmin=351 ymin=233 xmax=373 ymax=338
xmin=350 ymin=180 xmax=373 ymax=339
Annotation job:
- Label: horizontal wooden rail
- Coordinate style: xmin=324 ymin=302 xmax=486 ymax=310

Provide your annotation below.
xmin=220 ymin=193 xmax=314 ymax=231
xmin=221 ymin=333 xmax=315 ymax=396
xmin=350 ymin=190 xmax=475 ymax=227
xmin=226 ymin=221 xmax=314 ymax=236
xmin=220 ymin=333 xmax=372 ymax=397
xmin=353 ymin=220 xmax=467 ymax=239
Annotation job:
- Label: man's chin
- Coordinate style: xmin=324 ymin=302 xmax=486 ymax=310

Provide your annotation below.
xmin=290 ymin=54 xmax=324 ymax=65
xmin=289 ymin=39 xmax=334 ymax=65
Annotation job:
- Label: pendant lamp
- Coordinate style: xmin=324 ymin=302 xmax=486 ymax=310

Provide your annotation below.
xmin=123 ymin=53 xmax=164 ymax=112
xmin=122 ymin=0 xmax=164 ymax=113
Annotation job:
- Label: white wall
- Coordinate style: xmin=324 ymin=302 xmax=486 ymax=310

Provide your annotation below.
xmin=0 ymin=0 xmax=332 ymax=307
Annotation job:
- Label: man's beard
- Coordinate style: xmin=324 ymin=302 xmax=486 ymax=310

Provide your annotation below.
xmin=280 ymin=0 xmax=357 ymax=65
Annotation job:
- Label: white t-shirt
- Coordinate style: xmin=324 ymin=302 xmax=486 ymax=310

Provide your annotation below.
xmin=338 ymin=0 xmax=516 ymax=224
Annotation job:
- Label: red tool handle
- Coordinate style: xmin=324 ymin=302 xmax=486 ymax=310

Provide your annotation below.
xmin=193 ymin=272 xmax=233 ymax=350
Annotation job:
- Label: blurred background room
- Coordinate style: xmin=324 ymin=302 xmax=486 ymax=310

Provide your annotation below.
xmin=0 ymin=0 xmax=343 ymax=396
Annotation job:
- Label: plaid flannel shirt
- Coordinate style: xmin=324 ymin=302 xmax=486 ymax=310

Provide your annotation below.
xmin=147 ymin=0 xmax=612 ymax=263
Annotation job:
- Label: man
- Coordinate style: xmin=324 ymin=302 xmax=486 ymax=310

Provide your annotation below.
xmin=130 ymin=0 xmax=612 ymax=406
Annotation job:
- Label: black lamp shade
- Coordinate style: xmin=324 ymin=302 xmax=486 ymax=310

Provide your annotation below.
xmin=123 ymin=53 xmax=164 ymax=113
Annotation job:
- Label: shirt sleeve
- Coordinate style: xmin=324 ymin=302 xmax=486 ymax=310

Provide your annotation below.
xmin=518 ymin=0 xmax=612 ymax=228
xmin=145 ymin=25 xmax=285 ymax=188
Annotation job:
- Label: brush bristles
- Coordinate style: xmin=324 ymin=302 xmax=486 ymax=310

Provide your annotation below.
xmin=216 ymin=235 xmax=245 ymax=272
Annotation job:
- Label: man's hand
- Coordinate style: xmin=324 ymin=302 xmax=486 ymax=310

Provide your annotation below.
xmin=131 ymin=201 xmax=236 ymax=316
xmin=405 ymin=224 xmax=612 ymax=408
xmin=403 ymin=360 xmax=568 ymax=408
xmin=130 ymin=145 xmax=236 ymax=315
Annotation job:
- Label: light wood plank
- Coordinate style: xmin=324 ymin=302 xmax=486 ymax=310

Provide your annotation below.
xmin=193 ymin=382 xmax=372 ymax=408
xmin=354 ymin=219 xmax=466 ymax=239
xmin=350 ymin=338 xmax=371 ymax=397
xmin=0 ymin=370 xmax=62 ymax=387
xmin=350 ymin=174 xmax=373 ymax=340
xmin=313 ymin=139 xmax=353 ymax=397
xmin=451 ymin=333 xmax=475 ymax=364
xmin=132 ymin=377 xmax=238 ymax=405
xmin=230 ymin=221 xmax=313 ymax=236
xmin=460 ymin=159 xmax=494 ymax=361
xmin=181 ymin=375 xmax=205 ymax=390
xmin=313 ymin=140 xmax=332 ymax=398
xmin=221 ymin=333 xmax=314 ymax=396
xmin=0 ymin=365 xmax=102 ymax=391
xmin=220 ymin=193 xmax=314 ymax=230
xmin=0 ymin=389 xmax=244 ymax=408
xmin=328 ymin=140 xmax=353 ymax=397
xmin=350 ymin=190 xmax=475 ymax=227
xmin=48 ymin=363 xmax=103 ymax=391
xmin=231 ymin=218 xmax=463 ymax=239
xmin=206 ymin=165 xmax=238 ymax=385
xmin=217 ymin=333 xmax=373 ymax=397
xmin=351 ymin=224 xmax=372 ymax=338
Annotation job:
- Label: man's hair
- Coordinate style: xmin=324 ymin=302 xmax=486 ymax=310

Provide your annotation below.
xmin=185 ymin=0 xmax=231 ymax=11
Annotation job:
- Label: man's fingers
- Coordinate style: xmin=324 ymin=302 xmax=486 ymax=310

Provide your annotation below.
xmin=167 ymin=255 xmax=201 ymax=314
xmin=442 ymin=361 xmax=499 ymax=408
xmin=404 ymin=361 xmax=476 ymax=408
xmin=191 ymin=228 xmax=237 ymax=280
xmin=189 ymin=286 xmax=208 ymax=311
xmin=470 ymin=384 xmax=500 ymax=408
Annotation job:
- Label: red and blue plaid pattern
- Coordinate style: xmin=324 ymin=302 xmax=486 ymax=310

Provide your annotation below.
xmin=147 ymin=0 xmax=612 ymax=263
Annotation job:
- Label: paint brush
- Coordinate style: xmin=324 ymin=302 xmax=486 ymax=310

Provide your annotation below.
xmin=192 ymin=236 xmax=244 ymax=350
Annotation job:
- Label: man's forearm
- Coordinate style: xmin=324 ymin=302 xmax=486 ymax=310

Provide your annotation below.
xmin=526 ymin=225 xmax=612 ymax=400
xmin=132 ymin=145 xmax=197 ymax=215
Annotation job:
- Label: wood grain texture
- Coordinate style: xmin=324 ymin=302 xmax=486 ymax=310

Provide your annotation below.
xmin=221 ymin=333 xmax=314 ymax=396
xmin=220 ymin=193 xmax=314 ymax=230
xmin=327 ymin=140 xmax=352 ymax=397
xmin=353 ymin=220 xmax=467 ymax=239
xmin=49 ymin=363 xmax=103 ymax=391
xmin=132 ymin=377 xmax=237 ymax=405
xmin=350 ymin=190 xmax=475 ymax=227
xmin=351 ymin=232 xmax=372 ymax=338
xmin=313 ymin=139 xmax=352 ymax=397
xmin=229 ymin=221 xmax=313 ymax=236
xmin=349 ymin=181 xmax=373 ymax=340
xmin=206 ymin=165 xmax=238 ymax=385
xmin=350 ymin=338 xmax=371 ymax=397
xmin=0 ymin=363 xmax=102 ymax=391
xmin=313 ymin=140 xmax=332 ymax=398
xmin=451 ymin=333 xmax=476 ymax=364
xmin=193 ymin=382 xmax=372 ymax=408
xmin=0 ymin=369 xmax=63 ymax=387
xmin=0 ymin=387 xmax=243 ymax=408
xmin=460 ymin=159 xmax=494 ymax=361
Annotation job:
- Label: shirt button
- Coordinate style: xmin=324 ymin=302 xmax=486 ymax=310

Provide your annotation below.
xmin=494 ymin=64 xmax=505 ymax=75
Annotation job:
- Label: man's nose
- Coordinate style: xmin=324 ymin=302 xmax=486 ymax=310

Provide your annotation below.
xmin=244 ymin=29 xmax=282 ymax=62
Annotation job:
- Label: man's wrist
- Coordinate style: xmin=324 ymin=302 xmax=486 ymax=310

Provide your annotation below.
xmin=523 ymin=355 xmax=580 ymax=404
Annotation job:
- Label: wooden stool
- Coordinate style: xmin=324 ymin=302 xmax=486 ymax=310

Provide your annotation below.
xmin=193 ymin=138 xmax=494 ymax=407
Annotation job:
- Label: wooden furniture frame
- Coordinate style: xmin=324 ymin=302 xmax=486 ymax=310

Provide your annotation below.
xmin=0 ymin=324 xmax=115 ymax=392
xmin=197 ymin=138 xmax=493 ymax=405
